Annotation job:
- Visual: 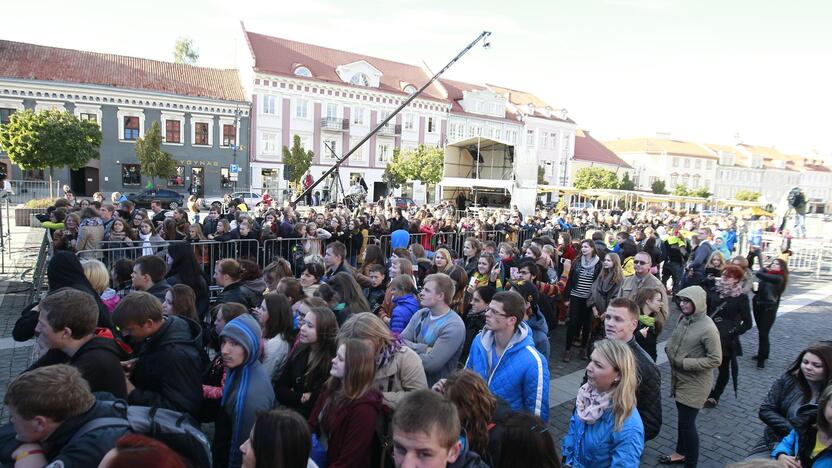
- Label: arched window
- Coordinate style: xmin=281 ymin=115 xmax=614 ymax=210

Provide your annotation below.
xmin=403 ymin=84 xmax=417 ymax=94
xmin=350 ymin=73 xmax=370 ymax=86
xmin=294 ymin=66 xmax=312 ymax=77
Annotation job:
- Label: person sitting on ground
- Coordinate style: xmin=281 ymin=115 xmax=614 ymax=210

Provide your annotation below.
xmin=601 ymin=297 xmax=662 ymax=441
xmin=300 ymin=262 xmax=325 ymax=298
xmin=463 ymin=290 xmax=550 ymax=421
xmin=131 ymin=255 xmax=171 ymax=303
xmin=213 ymin=314 xmax=275 ymax=468
xmin=113 ymin=292 xmax=204 ymax=419
xmin=239 ymin=409 xmax=315 ymax=468
xmin=562 ymin=339 xmax=645 ymax=467
xmin=322 ymin=241 xmax=370 ymax=287
xmin=254 ymin=293 xmax=296 ymax=381
xmin=388 ymin=275 xmax=420 ymax=335
xmin=0 ymin=365 xmax=130 ymax=467
xmin=392 ymin=389 xmax=490 ymax=467
xmin=400 ymin=273 xmax=466 ymax=386
xmin=337 ymin=313 xmax=427 ymax=408
xmin=363 ymin=263 xmax=388 ymax=312
xmin=214 ymin=259 xmax=261 ymax=310
xmin=112 ymin=258 xmax=135 ymax=299
xmin=327 ymin=271 xmax=372 ymax=325
xmin=28 ymin=288 xmax=128 ymax=398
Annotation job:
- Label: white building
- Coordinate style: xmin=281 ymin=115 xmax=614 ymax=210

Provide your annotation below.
xmin=238 ymin=25 xmax=450 ymax=202
xmin=735 ymin=144 xmax=801 ymax=207
xmin=604 ymin=137 xmax=718 ymax=192
xmin=706 ymin=143 xmax=764 ymax=201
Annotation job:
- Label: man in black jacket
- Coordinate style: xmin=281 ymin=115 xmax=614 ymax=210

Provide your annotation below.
xmin=603 ymin=297 xmax=662 ymax=441
xmin=213 ymin=258 xmax=261 ymax=309
xmin=131 ymin=255 xmax=170 ymax=302
xmin=29 ymin=288 xmax=128 ymax=398
xmin=0 ymin=365 xmax=130 ymax=467
xmin=114 ymin=292 xmax=204 ymax=419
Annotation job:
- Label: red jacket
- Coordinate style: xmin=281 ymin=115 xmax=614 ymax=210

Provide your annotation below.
xmin=308 ymin=387 xmax=383 ymax=468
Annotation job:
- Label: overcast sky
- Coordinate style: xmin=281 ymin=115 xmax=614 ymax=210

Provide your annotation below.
xmin=5 ymin=0 xmax=831 ymax=157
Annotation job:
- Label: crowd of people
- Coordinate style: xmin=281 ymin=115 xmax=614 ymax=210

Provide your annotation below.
xmin=2 ymin=189 xmax=830 ymax=468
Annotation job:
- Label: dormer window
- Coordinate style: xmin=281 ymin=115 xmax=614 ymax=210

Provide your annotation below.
xmin=350 ymin=73 xmax=370 ymax=87
xmin=751 ymin=154 xmax=764 ymax=169
xmin=527 ymin=103 xmax=535 ymax=115
xmin=403 ymin=84 xmax=417 ymax=94
xmin=774 ymin=160 xmax=786 ymax=169
xmin=294 ymin=66 xmax=312 ymax=77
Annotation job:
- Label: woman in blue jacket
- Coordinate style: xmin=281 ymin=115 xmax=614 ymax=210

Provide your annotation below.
xmin=772 ymin=384 xmax=832 ymax=468
xmin=562 ymin=338 xmax=644 ymax=467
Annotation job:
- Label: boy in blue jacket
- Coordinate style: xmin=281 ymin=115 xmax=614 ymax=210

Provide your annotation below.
xmin=464 ymin=290 xmax=550 ymax=422
xmin=386 ymin=275 xmax=420 ymax=335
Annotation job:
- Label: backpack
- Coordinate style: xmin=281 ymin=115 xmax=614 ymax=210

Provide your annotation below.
xmin=69 ymin=400 xmax=212 ymax=467
xmin=371 ymin=405 xmax=395 ymax=468
xmin=788 ymin=189 xmax=805 ymax=208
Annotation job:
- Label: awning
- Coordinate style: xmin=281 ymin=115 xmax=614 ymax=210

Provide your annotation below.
xmin=440 ymin=177 xmax=514 ymax=190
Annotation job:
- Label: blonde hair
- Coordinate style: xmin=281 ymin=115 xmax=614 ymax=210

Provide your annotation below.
xmin=81 ymin=259 xmax=110 ymax=293
xmin=433 ymin=248 xmax=454 ymax=273
xmin=593 ymin=339 xmax=637 ymax=430
xmin=707 ymin=251 xmax=725 ymax=270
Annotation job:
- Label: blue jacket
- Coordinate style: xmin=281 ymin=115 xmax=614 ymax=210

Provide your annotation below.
xmin=525 ymin=307 xmax=550 ymax=361
xmin=465 ymin=322 xmax=550 ymax=421
xmin=562 ymin=406 xmax=644 ymax=468
xmin=772 ymin=427 xmax=832 ymax=467
xmin=390 ymin=294 xmax=420 ymax=334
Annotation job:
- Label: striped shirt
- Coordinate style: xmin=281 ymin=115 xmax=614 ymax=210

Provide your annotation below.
xmin=571 ymin=263 xmax=596 ymax=299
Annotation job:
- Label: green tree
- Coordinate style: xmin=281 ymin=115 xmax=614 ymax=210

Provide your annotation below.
xmin=689 ymin=187 xmax=712 ymax=198
xmin=384 ymin=144 xmax=444 ymax=189
xmin=672 ymin=184 xmax=690 ymax=196
xmin=735 ymin=190 xmax=760 ymax=201
xmin=282 ymin=134 xmax=314 ymax=185
xmin=651 ymin=179 xmax=668 ymax=194
xmin=538 ymin=166 xmax=548 ymax=185
xmin=174 ymin=37 xmax=199 ymax=65
xmin=573 ymin=167 xmax=620 ymax=190
xmin=0 ymin=109 xmax=102 ymax=189
xmin=135 ymin=121 xmax=176 ymax=187
xmin=618 ymin=172 xmax=635 ymax=190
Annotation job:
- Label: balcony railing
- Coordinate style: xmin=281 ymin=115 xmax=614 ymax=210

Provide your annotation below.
xmin=378 ymin=122 xmax=401 ymax=136
xmin=321 ymin=117 xmax=349 ymax=131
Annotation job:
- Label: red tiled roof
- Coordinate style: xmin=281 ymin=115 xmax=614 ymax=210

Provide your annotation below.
xmin=439 ymin=78 xmax=519 ymax=123
xmin=575 ymin=130 xmax=632 ymax=168
xmin=244 ymin=30 xmax=447 ymax=102
xmin=0 ymin=40 xmax=246 ymax=102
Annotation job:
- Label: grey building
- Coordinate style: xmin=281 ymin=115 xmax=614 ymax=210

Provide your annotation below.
xmin=0 ymin=40 xmax=250 ymax=199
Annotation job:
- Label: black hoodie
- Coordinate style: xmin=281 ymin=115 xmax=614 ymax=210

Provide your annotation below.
xmin=128 ymin=315 xmax=205 ymax=418
xmin=28 ymin=336 xmax=128 ymax=398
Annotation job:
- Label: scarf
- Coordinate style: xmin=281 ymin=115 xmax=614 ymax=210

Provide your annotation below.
xmin=376 ymin=335 xmax=404 ymax=370
xmin=575 ymin=383 xmax=611 ymax=424
xmin=580 ymin=255 xmax=600 ymax=270
xmin=80 ymin=217 xmax=103 ymax=227
xmin=139 ymin=233 xmax=154 ymax=256
xmin=639 ymin=314 xmax=656 ymax=328
xmin=716 ymin=277 xmax=743 ymax=298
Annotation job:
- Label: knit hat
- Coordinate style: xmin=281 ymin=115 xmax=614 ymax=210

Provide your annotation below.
xmin=220 ymin=313 xmax=262 ymax=367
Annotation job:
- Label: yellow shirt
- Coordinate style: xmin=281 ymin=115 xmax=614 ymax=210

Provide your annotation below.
xmin=812 ymin=433 xmax=830 ymax=459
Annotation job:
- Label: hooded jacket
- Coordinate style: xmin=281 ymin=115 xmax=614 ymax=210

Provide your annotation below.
xmin=128 ymin=315 xmax=205 ymax=418
xmin=29 ymin=336 xmax=129 ymax=399
xmin=561 ymin=405 xmax=645 ymax=468
xmin=665 ymin=286 xmax=722 ymax=409
xmin=216 ymin=280 xmax=261 ymax=310
xmin=214 ymin=314 xmax=275 ymax=468
xmin=390 ymin=293 xmax=420 ymax=334
xmin=465 ymin=322 xmax=550 ymax=422
xmin=0 ymin=396 xmax=130 ymax=467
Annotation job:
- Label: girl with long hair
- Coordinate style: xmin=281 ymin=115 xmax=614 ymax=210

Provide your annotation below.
xmin=255 ymin=293 xmax=296 ymax=381
xmin=162 ymin=284 xmax=198 ymax=322
xmin=587 ymin=252 xmax=624 ymax=339
xmin=165 ymin=242 xmax=210 ymax=321
xmin=274 ymin=307 xmax=339 ymax=418
xmin=562 ymin=339 xmax=643 ymax=467
xmin=749 ymin=252 xmax=789 ymax=369
xmin=442 ymin=369 xmax=504 ymax=465
xmin=327 ymin=272 xmax=372 ymax=325
xmin=240 ymin=409 xmax=313 ymax=468
xmin=360 ymin=244 xmax=386 ymax=277
xmin=772 ymin=384 xmax=832 ymax=467
xmin=308 ymin=339 xmax=383 ymax=468
xmin=753 ymin=343 xmax=832 ymax=456
xmin=460 ymin=237 xmax=482 ymax=277
xmin=633 ymin=287 xmax=667 ymax=362
xmin=447 ymin=265 xmax=469 ymax=315
xmin=461 ymin=285 xmax=496 ymax=364
xmin=467 ymin=253 xmax=502 ymax=292
xmin=430 ymin=248 xmax=454 ymax=275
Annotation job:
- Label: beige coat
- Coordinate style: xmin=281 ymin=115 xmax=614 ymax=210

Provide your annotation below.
xmin=665 ymin=286 xmax=722 ymax=409
xmin=373 ymin=346 xmax=428 ymax=408
xmin=617 ymin=271 xmax=669 ymax=316
xmin=75 ymin=223 xmax=104 ymax=260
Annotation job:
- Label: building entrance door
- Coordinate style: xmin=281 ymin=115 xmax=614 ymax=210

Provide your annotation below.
xmin=191 ymin=167 xmax=204 ymax=198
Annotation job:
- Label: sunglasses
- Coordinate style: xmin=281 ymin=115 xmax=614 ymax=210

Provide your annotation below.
xmin=633 ymin=260 xmax=650 ymax=265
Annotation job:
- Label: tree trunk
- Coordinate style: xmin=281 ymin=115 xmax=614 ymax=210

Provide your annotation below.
xmin=49 ymin=167 xmax=54 ymax=199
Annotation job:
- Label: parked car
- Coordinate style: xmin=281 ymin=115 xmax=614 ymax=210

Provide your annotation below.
xmin=201 ymin=191 xmax=263 ymax=209
xmin=394 ymin=197 xmax=415 ymax=209
xmin=126 ymin=189 xmax=184 ymax=209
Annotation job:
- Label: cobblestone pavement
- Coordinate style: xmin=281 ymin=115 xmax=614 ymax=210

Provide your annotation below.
xmin=546 ymin=271 xmax=832 ymax=467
